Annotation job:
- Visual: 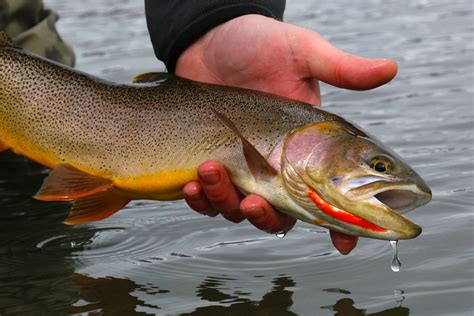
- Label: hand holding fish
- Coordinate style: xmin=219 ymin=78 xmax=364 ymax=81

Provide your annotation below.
xmin=176 ymin=15 xmax=398 ymax=254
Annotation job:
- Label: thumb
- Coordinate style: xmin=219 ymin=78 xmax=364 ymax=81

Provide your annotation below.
xmin=293 ymin=28 xmax=398 ymax=90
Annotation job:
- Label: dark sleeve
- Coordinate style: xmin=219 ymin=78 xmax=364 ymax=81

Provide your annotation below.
xmin=145 ymin=0 xmax=286 ymax=73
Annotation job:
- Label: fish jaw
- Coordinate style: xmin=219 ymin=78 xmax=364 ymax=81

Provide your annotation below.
xmin=280 ymin=156 xmax=422 ymax=240
xmin=307 ymin=185 xmax=424 ymax=240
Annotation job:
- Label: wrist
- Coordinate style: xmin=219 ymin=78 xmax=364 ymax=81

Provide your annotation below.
xmin=154 ymin=1 xmax=284 ymax=73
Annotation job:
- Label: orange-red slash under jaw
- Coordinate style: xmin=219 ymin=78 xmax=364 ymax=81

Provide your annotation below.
xmin=307 ymin=189 xmax=387 ymax=233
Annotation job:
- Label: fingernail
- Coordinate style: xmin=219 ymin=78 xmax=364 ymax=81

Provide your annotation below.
xmin=247 ymin=206 xmax=265 ymax=219
xmin=339 ymin=249 xmax=350 ymax=255
xmin=372 ymin=59 xmax=394 ymax=69
xmin=201 ymin=171 xmax=220 ymax=185
xmin=184 ymin=190 xmax=200 ymax=201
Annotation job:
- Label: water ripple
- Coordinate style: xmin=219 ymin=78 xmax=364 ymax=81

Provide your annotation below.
xmin=62 ymin=201 xmax=393 ymax=282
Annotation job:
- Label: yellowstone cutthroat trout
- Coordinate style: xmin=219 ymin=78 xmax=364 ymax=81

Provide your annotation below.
xmin=0 ymin=32 xmax=431 ymax=240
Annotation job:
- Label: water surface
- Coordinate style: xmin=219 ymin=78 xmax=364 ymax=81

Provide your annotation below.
xmin=1 ymin=0 xmax=473 ymax=315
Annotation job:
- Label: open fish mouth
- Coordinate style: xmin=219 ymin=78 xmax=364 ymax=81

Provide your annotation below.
xmin=374 ymin=189 xmax=426 ymax=214
xmin=331 ymin=179 xmax=431 ymax=239
xmin=304 ymin=178 xmax=431 ymax=239
xmin=345 ymin=178 xmax=432 ymax=213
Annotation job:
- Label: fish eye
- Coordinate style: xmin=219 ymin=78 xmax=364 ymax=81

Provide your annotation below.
xmin=369 ymin=156 xmax=392 ymax=173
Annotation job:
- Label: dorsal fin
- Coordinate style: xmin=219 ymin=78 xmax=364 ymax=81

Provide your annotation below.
xmin=212 ymin=110 xmax=277 ymax=181
xmin=0 ymin=32 xmax=13 ymax=47
xmin=132 ymin=72 xmax=174 ymax=84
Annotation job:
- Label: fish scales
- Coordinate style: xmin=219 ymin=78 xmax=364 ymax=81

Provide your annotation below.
xmin=0 ymin=43 xmax=335 ymax=198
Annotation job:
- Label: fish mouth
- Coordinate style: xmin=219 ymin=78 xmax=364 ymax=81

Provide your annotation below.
xmin=346 ymin=179 xmax=432 ymax=212
xmin=339 ymin=179 xmax=431 ymax=239
xmin=306 ymin=179 xmax=430 ymax=240
xmin=374 ymin=189 xmax=427 ymax=214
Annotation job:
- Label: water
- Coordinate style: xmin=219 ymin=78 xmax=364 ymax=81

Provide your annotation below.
xmin=1 ymin=0 xmax=473 ymax=315
xmin=390 ymin=240 xmax=401 ymax=272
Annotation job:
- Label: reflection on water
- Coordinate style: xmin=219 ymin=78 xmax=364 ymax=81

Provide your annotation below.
xmin=1 ymin=0 xmax=473 ymax=314
xmin=184 ymin=275 xmax=297 ymax=316
xmin=66 ymin=273 xmax=409 ymax=316
xmin=321 ymin=298 xmax=408 ymax=316
xmin=0 ymin=157 xmax=87 ymax=314
xmin=66 ymin=274 xmax=162 ymax=315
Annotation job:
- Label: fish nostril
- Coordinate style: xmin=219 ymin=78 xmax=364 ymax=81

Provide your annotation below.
xmin=331 ymin=176 xmax=344 ymax=185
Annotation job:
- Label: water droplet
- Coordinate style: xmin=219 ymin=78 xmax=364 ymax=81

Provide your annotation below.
xmin=275 ymin=232 xmax=286 ymax=238
xmin=390 ymin=240 xmax=401 ymax=272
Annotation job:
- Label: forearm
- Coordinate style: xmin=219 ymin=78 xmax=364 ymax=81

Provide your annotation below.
xmin=145 ymin=0 xmax=286 ymax=72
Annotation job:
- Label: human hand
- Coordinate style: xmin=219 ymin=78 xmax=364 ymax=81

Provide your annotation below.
xmin=177 ymin=15 xmax=397 ymax=254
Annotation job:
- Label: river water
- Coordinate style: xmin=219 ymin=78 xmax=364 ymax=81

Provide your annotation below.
xmin=1 ymin=0 xmax=473 ymax=315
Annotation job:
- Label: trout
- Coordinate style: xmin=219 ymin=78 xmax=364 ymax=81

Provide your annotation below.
xmin=0 ymin=32 xmax=431 ymax=240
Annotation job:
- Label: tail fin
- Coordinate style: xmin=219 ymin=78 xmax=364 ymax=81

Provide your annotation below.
xmin=0 ymin=32 xmax=13 ymax=47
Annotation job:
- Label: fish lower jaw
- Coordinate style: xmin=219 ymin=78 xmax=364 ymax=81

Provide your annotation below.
xmin=306 ymin=189 xmax=388 ymax=232
xmin=306 ymin=186 xmax=423 ymax=240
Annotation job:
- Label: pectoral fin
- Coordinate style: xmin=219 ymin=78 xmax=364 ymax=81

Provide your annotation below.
xmin=132 ymin=72 xmax=174 ymax=84
xmin=212 ymin=110 xmax=277 ymax=180
xmin=34 ymin=164 xmax=113 ymax=201
xmin=64 ymin=188 xmax=130 ymax=225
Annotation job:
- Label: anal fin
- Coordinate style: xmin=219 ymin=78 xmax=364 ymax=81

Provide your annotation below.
xmin=64 ymin=188 xmax=130 ymax=225
xmin=34 ymin=163 xmax=113 ymax=201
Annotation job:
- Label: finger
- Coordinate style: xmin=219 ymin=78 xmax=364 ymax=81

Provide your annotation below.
xmin=198 ymin=160 xmax=245 ymax=223
xmin=291 ymin=27 xmax=398 ymax=90
xmin=240 ymin=194 xmax=296 ymax=233
xmin=183 ymin=181 xmax=219 ymax=217
xmin=330 ymin=230 xmax=358 ymax=255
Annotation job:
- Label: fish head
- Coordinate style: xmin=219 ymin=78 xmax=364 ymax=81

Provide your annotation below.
xmin=281 ymin=120 xmax=431 ymax=240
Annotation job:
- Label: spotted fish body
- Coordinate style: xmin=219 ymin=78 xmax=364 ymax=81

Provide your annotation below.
xmin=0 ymin=33 xmax=333 ymax=208
xmin=0 ymin=32 xmax=431 ymax=239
